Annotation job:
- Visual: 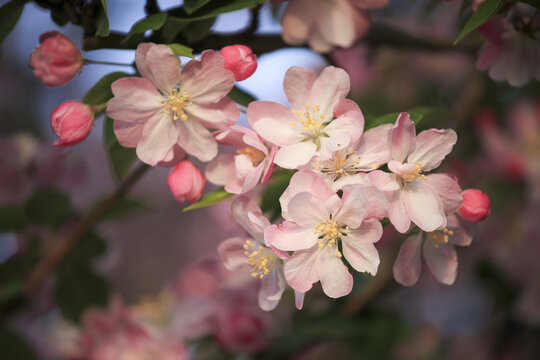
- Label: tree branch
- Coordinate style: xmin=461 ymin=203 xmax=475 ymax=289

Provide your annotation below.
xmin=24 ymin=162 xmax=150 ymax=294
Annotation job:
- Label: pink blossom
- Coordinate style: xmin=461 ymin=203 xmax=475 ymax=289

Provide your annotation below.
xmin=106 ymin=43 xmax=239 ymax=166
xmin=221 ymin=44 xmax=257 ymax=81
xmin=50 ymin=101 xmax=95 ymax=147
xmin=266 ymin=170 xmax=386 ymax=298
xmin=215 ymin=307 xmax=271 ymax=354
xmin=393 ymin=214 xmax=476 ymax=286
xmin=218 ymin=196 xmax=289 ymax=311
xmin=29 ymin=31 xmax=83 ymax=87
xmin=205 ymin=125 xmax=276 ymax=194
xmin=476 ymin=18 xmax=540 ymax=87
xmin=167 ymin=160 xmax=206 ymax=204
xmin=280 ymin=0 xmax=388 ymax=53
xmin=458 ymin=189 xmax=491 ymax=222
xmin=368 ymin=113 xmax=461 ymax=233
xmin=248 ymin=66 xmax=364 ymax=169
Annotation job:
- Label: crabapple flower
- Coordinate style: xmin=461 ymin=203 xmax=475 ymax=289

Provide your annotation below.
xmin=248 ymin=66 xmax=364 ymax=170
xmin=310 ymin=123 xmax=392 ymax=187
xmin=106 ymin=43 xmax=239 ymax=166
xmin=218 ymin=196 xmax=288 ymax=311
xmin=279 ymin=0 xmax=389 ymax=53
xmin=206 ymin=125 xmax=277 ymax=194
xmin=50 ymin=101 xmax=95 ymax=147
xmin=266 ymin=170 xmax=387 ymax=298
xmin=476 ymin=18 xmax=540 ymax=87
xmin=167 ymin=160 xmax=206 ymax=204
xmin=368 ymin=113 xmax=461 ymax=233
xmin=458 ymin=189 xmax=491 ymax=222
xmin=393 ymin=214 xmax=475 ymax=286
xmin=221 ymin=44 xmax=257 ymax=81
xmin=29 ymin=31 xmax=83 ymax=87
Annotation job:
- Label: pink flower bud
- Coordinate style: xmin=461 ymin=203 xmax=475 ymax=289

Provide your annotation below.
xmin=167 ymin=160 xmax=206 ymax=204
xmin=221 ymin=44 xmax=257 ymax=81
xmin=458 ymin=189 xmax=491 ymax=222
xmin=29 ymin=31 xmax=84 ymax=87
xmin=50 ymin=101 xmax=95 ymax=147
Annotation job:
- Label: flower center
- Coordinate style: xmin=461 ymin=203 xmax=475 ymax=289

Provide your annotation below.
xmin=312 ymin=149 xmax=362 ymax=179
xmin=243 ymin=240 xmax=277 ymax=279
xmin=237 ymin=146 xmax=266 ymax=167
xmin=427 ymin=228 xmax=454 ymax=248
xmin=162 ymin=88 xmax=192 ymax=121
xmin=401 ymin=162 xmax=426 ymax=181
xmin=314 ymin=219 xmax=348 ymax=257
xmin=291 ymin=104 xmax=325 ymax=137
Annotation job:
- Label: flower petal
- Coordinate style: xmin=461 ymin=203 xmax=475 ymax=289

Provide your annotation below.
xmin=265 ymin=222 xmax=318 ymax=251
xmin=284 ymin=248 xmax=320 ymax=293
xmin=205 ymin=153 xmax=237 ymax=186
xmin=218 ymin=236 xmax=249 ymax=270
xmin=187 ymin=97 xmax=239 ymax=130
xmin=145 ymin=44 xmax=182 ymax=94
xmin=107 ymin=77 xmax=163 ymax=124
xmin=283 ymin=66 xmax=318 ymax=110
xmin=388 ymin=112 xmax=415 ymax=163
xmin=309 ymin=66 xmax=350 ymax=119
xmin=342 ymin=219 xmax=382 ymax=275
xmin=355 ymin=123 xmax=392 ymax=170
xmin=176 ymin=118 xmax=218 ymax=162
xmin=392 ymin=233 xmax=422 ymax=286
xmin=287 ymin=192 xmax=327 ymax=227
xmin=334 ymin=186 xmax=369 ymax=228
xmin=425 ymin=174 xmax=463 ymax=214
xmin=423 ymin=236 xmax=458 ymax=285
xmin=136 ymin=114 xmax=177 ymax=166
xmin=387 ymin=189 xmax=411 ymax=233
xmin=407 ymin=129 xmax=457 ymax=172
xmin=274 ymin=141 xmax=317 ymax=169
xmin=231 ymin=196 xmax=270 ymax=242
xmin=447 ymin=214 xmax=475 ymax=246
xmin=368 ymin=170 xmax=399 ymax=191
xmin=402 ymin=180 xmax=446 ymax=232
xmin=179 ymin=50 xmax=235 ymax=103
xmin=316 ymin=245 xmax=353 ymax=298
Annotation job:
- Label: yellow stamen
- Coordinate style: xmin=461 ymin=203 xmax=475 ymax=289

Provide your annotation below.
xmin=244 ymin=239 xmax=277 ymax=279
xmin=237 ymin=146 xmax=266 ymax=166
xmin=428 ymin=228 xmax=453 ymax=248
xmin=401 ymin=162 xmax=427 ymax=181
xmin=162 ymin=88 xmax=192 ymax=121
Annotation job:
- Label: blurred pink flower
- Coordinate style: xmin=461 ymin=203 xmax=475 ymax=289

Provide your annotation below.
xmin=221 ymin=44 xmax=258 ymax=81
xmin=29 ymin=31 xmax=83 ymax=87
xmin=106 ymin=43 xmax=239 ymax=165
xmin=167 ymin=160 xmax=206 ymax=204
xmin=205 ymin=125 xmax=276 ymax=194
xmin=393 ymin=214 xmax=476 ymax=286
xmin=266 ymin=170 xmax=386 ymax=298
xmin=249 ymin=66 xmax=364 ymax=169
xmin=330 ymin=46 xmax=375 ymax=94
xmin=279 ymin=0 xmax=388 ymax=53
xmin=368 ymin=113 xmax=461 ymax=233
xmin=50 ymin=101 xmax=95 ymax=147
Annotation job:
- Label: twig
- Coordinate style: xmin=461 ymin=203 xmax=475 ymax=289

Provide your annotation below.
xmin=24 ymin=162 xmax=150 ymax=294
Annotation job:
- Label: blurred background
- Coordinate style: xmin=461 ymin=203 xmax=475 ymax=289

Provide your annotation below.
xmin=0 ymin=0 xmax=539 ymax=359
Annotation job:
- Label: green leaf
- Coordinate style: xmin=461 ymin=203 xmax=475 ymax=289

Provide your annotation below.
xmin=0 ymin=206 xmax=26 ymax=232
xmin=169 ymin=0 xmax=265 ymax=20
xmin=83 ymin=72 xmax=130 ymax=107
xmin=103 ymin=116 xmax=138 ymax=181
xmin=123 ymin=13 xmax=168 ymax=44
xmin=55 ymin=266 xmax=109 ymax=323
xmin=0 ymin=326 xmax=39 ymax=360
xmin=183 ymin=188 xmax=233 ymax=212
xmin=228 ymin=86 xmax=257 ymax=107
xmin=365 ymin=107 xmax=450 ymax=130
xmin=24 ymin=188 xmax=71 ymax=228
xmin=0 ymin=0 xmax=27 ymax=52
xmin=96 ymin=0 xmax=110 ymax=37
xmin=169 ymin=43 xmax=194 ymax=58
xmin=182 ymin=17 xmax=216 ymax=42
xmin=454 ymin=0 xmax=503 ymax=45
xmin=67 ymin=232 xmax=107 ymax=264
xmin=183 ymin=0 xmax=212 ymax=14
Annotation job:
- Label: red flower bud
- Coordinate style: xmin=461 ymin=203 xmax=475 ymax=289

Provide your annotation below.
xmin=458 ymin=189 xmax=491 ymax=222
xmin=50 ymin=101 xmax=94 ymax=147
xmin=29 ymin=31 xmax=83 ymax=87
xmin=167 ymin=160 xmax=206 ymax=204
xmin=221 ymin=45 xmax=257 ymax=81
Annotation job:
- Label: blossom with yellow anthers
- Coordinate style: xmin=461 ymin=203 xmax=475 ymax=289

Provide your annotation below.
xmin=312 ymin=149 xmax=362 ymax=179
xmin=291 ymin=104 xmax=325 ymax=135
xmin=244 ymin=239 xmax=277 ymax=279
xmin=162 ymin=88 xmax=192 ymax=121
xmin=314 ymin=219 xmax=348 ymax=258
xmin=237 ymin=146 xmax=266 ymax=167
xmin=428 ymin=228 xmax=454 ymax=248
xmin=401 ymin=162 xmax=427 ymax=181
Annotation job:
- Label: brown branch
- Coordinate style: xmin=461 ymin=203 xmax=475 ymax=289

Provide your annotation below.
xmin=24 ymin=162 xmax=150 ymax=295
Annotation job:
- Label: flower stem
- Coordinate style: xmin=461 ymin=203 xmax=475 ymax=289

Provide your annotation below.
xmin=24 ymin=162 xmax=150 ymax=295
